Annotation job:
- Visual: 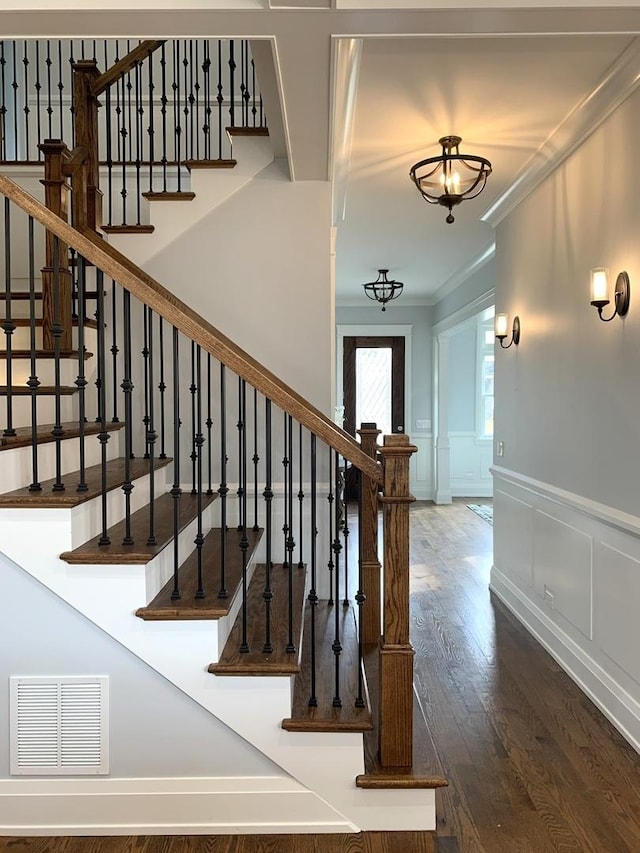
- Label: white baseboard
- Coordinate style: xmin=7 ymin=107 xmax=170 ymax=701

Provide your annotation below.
xmin=490 ymin=566 xmax=640 ymax=754
xmin=0 ymin=776 xmax=355 ymax=835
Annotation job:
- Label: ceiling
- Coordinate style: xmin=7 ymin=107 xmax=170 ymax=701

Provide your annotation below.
xmin=335 ymin=34 xmax=635 ymax=306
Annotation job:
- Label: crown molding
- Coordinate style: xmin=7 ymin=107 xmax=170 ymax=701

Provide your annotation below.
xmin=481 ymin=35 xmax=640 ymax=228
xmin=430 ymin=242 xmax=495 ymax=305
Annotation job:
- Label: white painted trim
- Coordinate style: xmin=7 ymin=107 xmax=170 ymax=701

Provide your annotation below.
xmin=491 ymin=464 xmax=640 ymax=538
xmin=431 ymin=243 xmax=495 ymax=306
xmin=0 ymin=776 xmax=354 ymax=836
xmin=432 ymin=288 xmax=495 ymax=336
xmin=481 ymin=36 xmax=640 ymax=227
xmin=330 ymin=37 xmax=362 ymax=226
xmin=490 ymin=567 xmax=640 ymax=755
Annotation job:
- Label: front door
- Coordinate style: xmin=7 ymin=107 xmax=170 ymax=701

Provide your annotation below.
xmin=342 ymin=336 xmax=405 ymax=439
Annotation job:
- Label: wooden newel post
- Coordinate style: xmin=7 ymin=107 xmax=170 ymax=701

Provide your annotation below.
xmin=377 ymin=433 xmax=417 ymax=767
xmin=357 ymin=422 xmax=382 ymax=645
xmin=72 ymin=60 xmax=102 ymax=232
xmin=39 ymin=139 xmax=73 ymax=352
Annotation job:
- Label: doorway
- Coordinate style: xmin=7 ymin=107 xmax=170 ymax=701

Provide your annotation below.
xmin=342 ymin=336 xmax=405 ymax=438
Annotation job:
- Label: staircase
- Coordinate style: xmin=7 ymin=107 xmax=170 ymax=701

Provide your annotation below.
xmin=0 ymin=37 xmax=446 ymax=837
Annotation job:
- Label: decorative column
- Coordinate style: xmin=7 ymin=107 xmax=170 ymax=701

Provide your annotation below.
xmin=434 ymin=333 xmax=452 ymax=504
xmin=378 ymin=433 xmax=417 ymax=767
xmin=357 ymin=422 xmax=382 ymax=645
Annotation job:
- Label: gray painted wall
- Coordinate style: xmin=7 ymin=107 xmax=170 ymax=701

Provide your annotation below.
xmin=0 ymin=552 xmax=282 ymax=780
xmin=448 ymin=323 xmax=477 ymax=432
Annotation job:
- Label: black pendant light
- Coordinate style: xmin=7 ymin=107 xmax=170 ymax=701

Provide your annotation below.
xmin=363 ymin=269 xmax=403 ymax=311
xmin=409 ymin=135 xmax=492 ymax=224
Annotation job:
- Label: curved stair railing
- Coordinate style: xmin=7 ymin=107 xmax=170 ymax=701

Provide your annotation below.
xmin=0 ymin=171 xmax=425 ymax=779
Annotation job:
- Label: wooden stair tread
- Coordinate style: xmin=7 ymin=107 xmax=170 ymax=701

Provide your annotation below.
xmin=3 ymin=350 xmax=93 ymax=359
xmin=282 ymin=601 xmax=373 ymax=733
xmin=356 ymin=644 xmax=448 ymax=790
xmin=0 ymin=385 xmax=77 ymax=395
xmin=101 ymin=225 xmax=155 ymax=234
xmin=141 ymin=191 xmax=196 ymax=201
xmin=185 ymin=159 xmax=236 ymax=170
xmin=208 ymin=561 xmax=306 ymax=676
xmin=226 ymin=126 xmax=269 ymax=137
xmin=136 ymin=527 xmax=263 ymax=619
xmin=0 ymin=455 xmax=171 ymax=508
xmin=0 ymin=420 xmax=125 ymax=451
xmin=61 ymin=490 xmax=216 ymax=565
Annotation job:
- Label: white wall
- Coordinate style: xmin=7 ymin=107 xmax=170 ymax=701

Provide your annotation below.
xmin=492 ymin=80 xmax=640 ymax=751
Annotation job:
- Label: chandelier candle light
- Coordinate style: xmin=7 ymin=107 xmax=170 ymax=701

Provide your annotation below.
xmin=409 ymin=135 xmax=492 ymax=224
xmin=363 ymin=269 xmax=404 ymax=311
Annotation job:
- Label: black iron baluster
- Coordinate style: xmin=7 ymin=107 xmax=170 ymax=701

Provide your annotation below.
xmin=147 ymin=46 xmax=155 ymax=194
xmin=251 ymin=57 xmax=257 ymax=128
xmin=282 ymin=411 xmax=288 ymax=566
xmin=188 ymin=39 xmax=195 ymax=162
xmin=121 ymin=289 xmax=134 ymax=545
xmin=252 ymin=387 xmax=259 ymax=530
xmin=146 ymin=308 xmax=157 ymax=546
xmin=194 ymin=345 xmax=205 ymax=598
xmin=51 ymin=236 xmax=64 ymax=491
xmin=236 ymin=376 xmax=244 ymax=524
xmin=332 ymin=451 xmax=343 ymax=707
xmin=119 ymin=72 xmax=127 ymax=224
xmin=134 ymin=58 xmax=142 ymax=226
xmin=160 ymin=42 xmax=168 ymax=192
xmin=194 ymin=40 xmax=200 ymax=161
xmin=170 ymin=326 xmax=182 ymax=599
xmin=126 ymin=45 xmax=133 ymax=164
xmin=34 ymin=43 xmax=42 ymax=156
xmin=355 ymin=468 xmax=365 ymax=709
xmin=110 ymin=279 xmax=119 ymax=423
xmin=141 ymin=304 xmax=150 ymax=458
xmin=202 ymin=40 xmax=211 ymax=160
xmin=239 ymin=378 xmax=249 ymax=653
xmin=239 ymin=40 xmax=246 ymax=127
xmin=205 ymin=352 xmax=212 ymax=493
xmin=46 ymin=40 xmax=53 ymax=139
xmin=327 ymin=448 xmax=335 ymax=607
xmin=298 ymin=422 xmax=304 ymax=568
xmin=218 ymin=363 xmax=228 ymax=599
xmin=262 ymin=398 xmax=273 ymax=653
xmin=308 ymin=433 xmax=318 ymax=707
xmin=11 ymin=42 xmax=18 ymax=161
xmin=27 ymin=216 xmax=41 ymax=491
xmin=75 ymin=257 xmax=88 ymax=492
xmin=216 ymin=40 xmax=223 ymax=160
xmin=105 ymin=85 xmax=113 ymax=226
xmin=343 ymin=455 xmax=349 ymax=606
xmin=57 ymin=41 xmax=63 ymax=141
xmin=2 ymin=197 xmax=16 ymax=437
xmin=189 ymin=341 xmax=197 ymax=492
xmin=173 ymin=40 xmax=183 ymax=192
xmin=228 ymin=40 xmax=236 ymax=129
xmin=286 ymin=414 xmax=295 ymax=654
xmin=22 ymin=42 xmax=30 ymax=160
xmin=96 ymin=269 xmax=110 ymax=543
xmin=0 ymin=42 xmax=7 ymax=160
xmin=158 ymin=317 xmax=167 ymax=459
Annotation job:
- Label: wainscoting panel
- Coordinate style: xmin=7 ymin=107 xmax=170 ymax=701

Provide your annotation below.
xmin=533 ymin=511 xmax=593 ymax=640
xmin=491 ymin=466 xmax=640 ymax=753
xmin=411 ymin=434 xmax=433 ymax=501
xmin=449 ymin=432 xmax=492 ymax=497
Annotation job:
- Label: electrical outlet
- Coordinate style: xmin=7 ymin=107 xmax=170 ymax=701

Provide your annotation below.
xmin=496 ymin=440 xmax=504 ymax=457
xmin=544 ymin=585 xmax=555 ymax=609
xmin=416 ymin=419 xmax=431 ymax=431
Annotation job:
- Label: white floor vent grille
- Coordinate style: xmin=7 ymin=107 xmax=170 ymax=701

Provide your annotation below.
xmin=10 ymin=676 xmax=109 ymax=775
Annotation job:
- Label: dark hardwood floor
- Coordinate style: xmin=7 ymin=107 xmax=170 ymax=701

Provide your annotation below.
xmin=3 ymin=499 xmax=640 ymax=852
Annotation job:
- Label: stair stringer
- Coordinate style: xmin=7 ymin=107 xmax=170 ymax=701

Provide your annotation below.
xmin=0 ymin=506 xmax=436 ymax=833
xmin=105 ymin=136 xmax=275 ymax=267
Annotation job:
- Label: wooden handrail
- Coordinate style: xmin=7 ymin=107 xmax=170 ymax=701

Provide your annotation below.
xmin=93 ymin=41 xmax=166 ymax=96
xmin=0 ymin=174 xmax=382 ymax=484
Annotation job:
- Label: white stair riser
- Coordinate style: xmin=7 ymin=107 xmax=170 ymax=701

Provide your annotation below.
xmin=0 ymin=355 xmax=95 ymax=386
xmin=0 ymin=393 xmax=80 ymax=428
xmin=0 ymin=325 xmax=99 ymax=352
xmin=0 ymin=428 xmax=123 ymax=494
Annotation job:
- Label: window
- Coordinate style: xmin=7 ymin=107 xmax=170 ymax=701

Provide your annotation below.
xmin=477 ymin=319 xmax=494 ymax=438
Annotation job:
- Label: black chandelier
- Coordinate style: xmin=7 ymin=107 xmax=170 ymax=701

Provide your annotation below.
xmin=363 ymin=269 xmax=403 ymax=311
xmin=409 ymin=135 xmax=492 ymax=224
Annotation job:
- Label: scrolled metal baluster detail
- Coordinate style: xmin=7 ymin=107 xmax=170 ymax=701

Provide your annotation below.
xmin=262 ymin=397 xmax=273 ymax=654
xmin=27 ymin=215 xmax=41 ymax=491
xmin=332 ymin=450 xmax=343 ymax=708
xmin=170 ymin=326 xmax=182 ymax=600
xmin=121 ymin=288 xmax=134 ymax=545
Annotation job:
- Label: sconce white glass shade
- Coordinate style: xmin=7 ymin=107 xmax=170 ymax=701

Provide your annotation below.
xmin=591 ymin=268 xmax=609 ymax=303
xmin=495 ymin=313 xmax=509 ymax=338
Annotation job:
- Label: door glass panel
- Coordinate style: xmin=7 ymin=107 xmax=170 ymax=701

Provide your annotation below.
xmin=355 ymin=347 xmax=392 ymax=436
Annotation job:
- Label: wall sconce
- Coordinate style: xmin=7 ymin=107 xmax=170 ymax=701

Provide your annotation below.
xmin=590 ymin=267 xmax=630 ymax=321
xmin=495 ymin=313 xmax=520 ymax=349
